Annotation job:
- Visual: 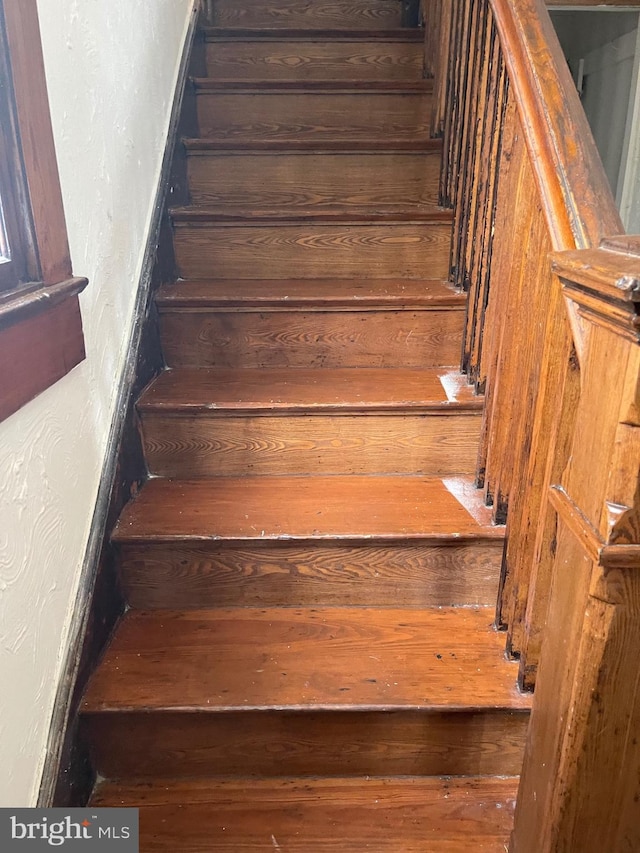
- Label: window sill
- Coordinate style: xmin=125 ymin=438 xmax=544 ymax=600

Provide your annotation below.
xmin=0 ymin=282 xmax=87 ymax=423
xmin=0 ymin=276 xmax=87 ymax=329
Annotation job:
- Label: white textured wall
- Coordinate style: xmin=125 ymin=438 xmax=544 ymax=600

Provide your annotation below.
xmin=0 ymin=0 xmax=194 ymax=806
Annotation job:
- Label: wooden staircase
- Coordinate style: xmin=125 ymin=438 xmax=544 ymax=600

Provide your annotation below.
xmin=81 ymin=1 xmax=530 ymax=848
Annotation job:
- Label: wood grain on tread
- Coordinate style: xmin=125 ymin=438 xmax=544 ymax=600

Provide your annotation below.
xmin=184 ymin=138 xmax=442 ymax=151
xmin=209 ymin=0 xmax=405 ymax=30
xmin=82 ymin=606 xmax=529 ymax=712
xmin=112 ymin=475 xmax=502 ymax=543
xmin=205 ymin=39 xmax=424 ymax=82
xmin=171 ymin=207 xmax=452 ymax=223
xmin=196 ymin=90 xmax=432 ymax=140
xmin=91 ymin=777 xmax=518 ymax=852
xmin=159 ymin=309 xmax=464 ymax=368
xmin=186 ymin=150 xmax=441 ymax=208
xmin=119 ymin=539 xmax=504 ymax=609
xmin=137 ymin=368 xmax=483 ymax=413
xmin=83 ymin=707 xmax=529 ymax=779
xmin=155 ymin=278 xmax=464 ymax=310
xmin=173 ymin=221 xmax=452 ymax=280
xmin=193 ymin=80 xmax=433 ymax=92
xmin=203 ymin=28 xmax=426 ymax=41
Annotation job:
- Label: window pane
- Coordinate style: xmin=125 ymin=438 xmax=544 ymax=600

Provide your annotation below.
xmin=0 ymin=191 xmax=17 ymax=289
xmin=0 ymin=3 xmax=39 ymax=291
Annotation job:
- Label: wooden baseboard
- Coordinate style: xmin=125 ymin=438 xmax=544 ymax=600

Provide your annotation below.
xmin=37 ymin=1 xmax=202 ymax=808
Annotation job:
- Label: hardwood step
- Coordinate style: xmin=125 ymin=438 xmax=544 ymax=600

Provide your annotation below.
xmin=160 ymin=307 xmax=463 ymax=369
xmin=208 ymin=0 xmax=408 ymax=30
xmin=204 ymin=27 xmax=426 ymax=40
xmin=157 ymin=278 xmax=464 ymax=369
xmin=184 ymin=138 xmax=441 ymax=151
xmin=194 ymin=80 xmax=432 ymax=90
xmin=171 ymin=213 xmax=452 ymax=280
xmin=81 ymin=606 xmax=530 ymax=779
xmin=113 ymin=474 xmax=502 ymax=543
xmin=139 ymin=368 xmax=481 ymax=414
xmin=172 ymin=206 xmax=451 ymax=222
xmin=119 ymin=539 xmax=503 ymax=609
xmin=193 ymin=80 xmax=433 ymax=140
xmin=114 ymin=475 xmax=503 ymax=609
xmin=137 ymin=368 xmax=482 ymax=477
xmin=185 ymin=144 xmax=441 ymax=209
xmin=157 ymin=276 xmax=464 ymax=309
xmin=92 ymin=776 xmax=518 ymax=851
xmin=204 ymin=29 xmax=425 ymax=82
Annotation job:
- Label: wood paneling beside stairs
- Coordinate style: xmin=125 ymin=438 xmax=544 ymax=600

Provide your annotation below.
xmin=80 ymin=2 xmax=527 ymax=848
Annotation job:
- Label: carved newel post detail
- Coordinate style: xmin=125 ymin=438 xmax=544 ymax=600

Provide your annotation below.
xmin=512 ymin=238 xmax=640 ymax=853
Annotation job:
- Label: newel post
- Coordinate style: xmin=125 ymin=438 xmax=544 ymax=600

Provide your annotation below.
xmin=511 ymin=239 xmax=640 ymax=852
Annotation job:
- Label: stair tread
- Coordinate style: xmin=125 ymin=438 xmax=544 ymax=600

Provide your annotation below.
xmin=184 ymin=137 xmax=442 ymax=152
xmin=200 ymin=132 xmax=433 ymax=144
xmin=170 ymin=206 xmax=453 ymax=223
xmin=91 ymin=776 xmax=517 ymax=850
xmin=193 ymin=78 xmax=433 ymax=93
xmin=156 ymin=278 xmax=464 ymax=309
xmin=207 ymin=0 xmax=410 ymax=32
xmin=83 ymin=606 xmax=530 ymax=713
xmin=113 ymin=475 xmax=503 ymax=542
xmin=138 ymin=368 xmax=482 ymax=414
xmin=203 ymin=27 xmax=427 ymax=42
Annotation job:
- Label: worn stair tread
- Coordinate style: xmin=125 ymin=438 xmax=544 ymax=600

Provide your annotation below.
xmin=91 ymin=776 xmax=517 ymax=851
xmin=183 ymin=137 xmax=442 ymax=152
xmin=170 ymin=206 xmax=453 ymax=224
xmin=203 ymin=27 xmax=426 ymax=42
xmin=113 ymin=475 xmax=503 ymax=543
xmin=193 ymin=78 xmax=433 ymax=93
xmin=156 ymin=278 xmax=464 ymax=310
xmin=82 ymin=606 xmax=530 ymax=713
xmin=207 ymin=0 xmax=409 ymax=31
xmin=137 ymin=368 xmax=482 ymax=414
xmin=200 ymin=131 xmax=433 ymax=143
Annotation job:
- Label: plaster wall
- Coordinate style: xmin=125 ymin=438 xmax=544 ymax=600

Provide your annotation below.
xmin=551 ymin=9 xmax=640 ymax=197
xmin=0 ymin=0 xmax=193 ymax=806
xmin=551 ymin=9 xmax=638 ymax=59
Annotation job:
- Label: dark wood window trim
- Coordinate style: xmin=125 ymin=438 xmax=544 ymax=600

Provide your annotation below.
xmin=0 ymin=0 xmax=87 ymax=423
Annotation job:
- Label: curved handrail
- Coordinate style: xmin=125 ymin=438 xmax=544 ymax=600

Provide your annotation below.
xmin=490 ymin=0 xmax=623 ymax=250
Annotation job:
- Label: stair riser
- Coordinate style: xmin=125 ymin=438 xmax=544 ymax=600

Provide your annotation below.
xmin=173 ymin=223 xmax=451 ymax=279
xmin=209 ymin=0 xmax=405 ymax=30
xmin=83 ymin=710 xmax=529 ymax=779
xmin=118 ymin=540 xmax=503 ymax=608
xmin=139 ymin=413 xmax=481 ymax=477
xmin=196 ymin=92 xmax=432 ymax=140
xmin=160 ymin=309 xmax=464 ymax=369
xmin=206 ymin=41 xmax=424 ymax=82
xmin=187 ymin=151 xmax=441 ymax=208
